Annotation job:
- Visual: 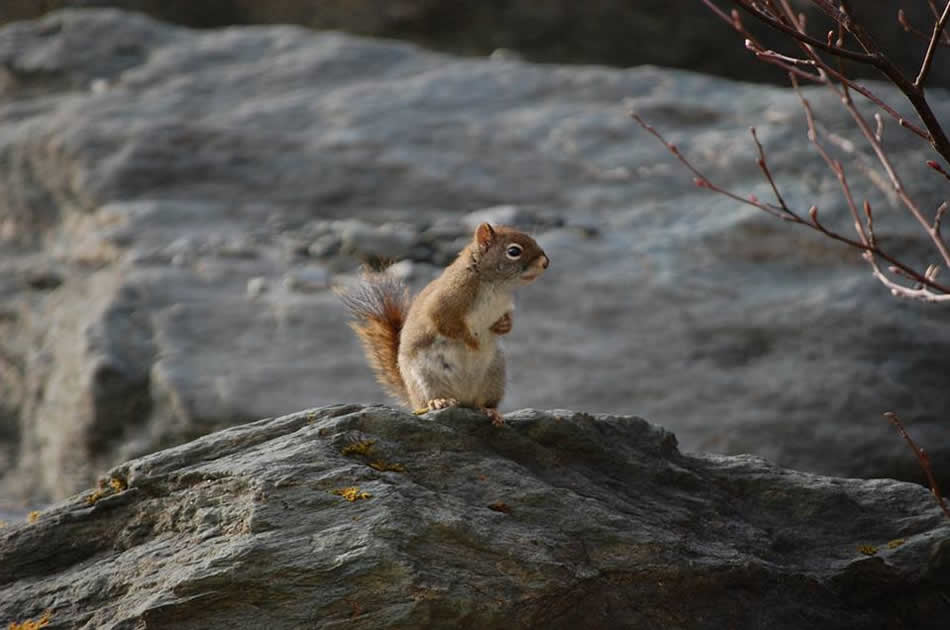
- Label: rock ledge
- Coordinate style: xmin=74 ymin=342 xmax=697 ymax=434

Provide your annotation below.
xmin=1 ymin=405 xmax=948 ymax=629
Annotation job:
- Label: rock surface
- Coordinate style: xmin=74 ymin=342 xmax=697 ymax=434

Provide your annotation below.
xmin=2 ymin=1 xmax=949 ymax=89
xmin=1 ymin=405 xmax=948 ymax=629
xmin=1 ymin=9 xmax=949 ymax=506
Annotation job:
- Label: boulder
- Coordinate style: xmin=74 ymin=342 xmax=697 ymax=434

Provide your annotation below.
xmin=1 ymin=405 xmax=947 ymax=629
xmin=0 ymin=10 xmax=948 ymax=506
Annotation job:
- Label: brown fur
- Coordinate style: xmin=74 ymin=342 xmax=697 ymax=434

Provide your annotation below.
xmin=340 ymin=223 xmax=549 ymax=416
xmin=336 ymin=271 xmax=410 ymax=405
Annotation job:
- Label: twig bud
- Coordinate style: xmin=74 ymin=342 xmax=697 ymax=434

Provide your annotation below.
xmin=694 ymin=177 xmax=708 ymax=188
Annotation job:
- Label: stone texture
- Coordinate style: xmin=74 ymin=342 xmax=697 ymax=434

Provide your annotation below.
xmin=0 ymin=10 xmax=949 ymax=508
xmin=1 ymin=405 xmax=948 ymax=629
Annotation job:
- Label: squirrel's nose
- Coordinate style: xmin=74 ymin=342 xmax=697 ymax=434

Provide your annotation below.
xmin=540 ymin=255 xmax=549 ymax=269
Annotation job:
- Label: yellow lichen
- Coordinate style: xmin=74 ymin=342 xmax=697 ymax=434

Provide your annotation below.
xmin=887 ymin=538 xmax=905 ymax=549
xmin=368 ymin=460 xmax=405 ymax=473
xmin=26 ymin=511 xmax=40 ymax=524
xmin=0 ymin=520 xmax=7 ymax=528
xmin=857 ymin=544 xmax=878 ymax=556
xmin=332 ymin=487 xmax=371 ymax=502
xmin=85 ymin=488 xmax=107 ymax=505
xmin=86 ymin=477 xmax=128 ymax=505
xmin=8 ymin=609 xmax=52 ymax=630
xmin=341 ymin=440 xmax=376 ymax=457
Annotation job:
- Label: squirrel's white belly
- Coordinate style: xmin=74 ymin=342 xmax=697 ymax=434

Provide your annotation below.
xmin=403 ymin=330 xmax=501 ymax=406
xmin=441 ymin=335 xmax=498 ymax=402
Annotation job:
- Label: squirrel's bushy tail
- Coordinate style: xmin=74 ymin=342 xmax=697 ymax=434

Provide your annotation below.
xmin=337 ymin=269 xmax=410 ymax=405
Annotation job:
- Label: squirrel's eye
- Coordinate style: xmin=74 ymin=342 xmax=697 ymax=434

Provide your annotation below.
xmin=505 ymin=244 xmax=523 ymax=259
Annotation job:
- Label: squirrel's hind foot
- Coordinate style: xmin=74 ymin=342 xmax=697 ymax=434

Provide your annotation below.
xmin=423 ymin=397 xmax=460 ymax=412
xmin=482 ymin=407 xmax=505 ymax=427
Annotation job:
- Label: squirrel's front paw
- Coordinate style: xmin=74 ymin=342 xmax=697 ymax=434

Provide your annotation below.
xmin=425 ymin=397 xmax=460 ymax=411
xmin=482 ymin=407 xmax=505 ymax=427
xmin=489 ymin=312 xmax=512 ymax=335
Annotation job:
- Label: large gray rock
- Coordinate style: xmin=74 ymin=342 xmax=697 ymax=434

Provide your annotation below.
xmin=0 ymin=9 xmax=948 ymax=507
xmin=1 ymin=405 xmax=948 ymax=629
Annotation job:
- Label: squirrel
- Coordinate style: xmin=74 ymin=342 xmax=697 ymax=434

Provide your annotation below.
xmin=338 ymin=223 xmax=549 ymax=426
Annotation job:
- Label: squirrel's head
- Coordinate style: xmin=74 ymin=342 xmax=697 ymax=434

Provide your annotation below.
xmin=472 ymin=223 xmax=549 ymax=285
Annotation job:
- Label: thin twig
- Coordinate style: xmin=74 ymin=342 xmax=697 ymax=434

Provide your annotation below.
xmin=716 ymin=4 xmax=932 ymax=142
xmin=794 ymin=81 xmax=871 ymax=246
xmin=767 ymin=1 xmax=950 ymax=269
xmin=837 ymin=75 xmax=950 ymax=269
xmin=751 ymin=127 xmax=791 ymax=211
xmin=915 ymin=0 xmax=950 ymax=87
xmin=641 ymin=2 xmax=950 ymax=301
xmin=927 ymin=159 xmax=950 ymax=183
xmin=727 ymin=0 xmax=950 ymax=162
xmin=899 ymin=9 xmax=950 ymax=46
xmin=629 ymin=111 xmax=950 ymax=298
xmin=884 ymin=411 xmax=950 ymax=520
xmin=935 ymin=201 xmax=948 ymax=235
xmin=747 ymin=45 xmax=930 ymax=141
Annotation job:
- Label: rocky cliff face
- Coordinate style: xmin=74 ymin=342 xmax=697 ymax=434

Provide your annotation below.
xmin=0 ymin=9 xmax=948 ymax=509
xmin=1 ymin=405 xmax=948 ymax=629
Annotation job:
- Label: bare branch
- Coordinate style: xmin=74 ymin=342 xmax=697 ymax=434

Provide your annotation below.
xmin=724 ymin=0 xmax=950 ymax=162
xmin=635 ymin=2 xmax=950 ymax=302
xmin=915 ymin=1 xmax=950 ymax=87
xmin=835 ymin=76 xmax=950 ymax=269
xmin=936 ymin=201 xmax=949 ymax=235
xmin=629 ymin=113 xmax=795 ymax=221
xmin=927 ymin=159 xmax=950 ymax=183
xmin=884 ymin=412 xmax=950 ymax=520
xmin=899 ymin=8 xmax=950 ymax=46
xmin=750 ymin=127 xmax=791 ymax=211
xmin=704 ymin=2 xmax=941 ymax=150
xmin=628 ymin=110 xmax=950 ymax=298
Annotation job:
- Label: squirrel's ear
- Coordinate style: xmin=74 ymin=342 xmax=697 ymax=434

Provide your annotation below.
xmin=475 ymin=223 xmax=495 ymax=249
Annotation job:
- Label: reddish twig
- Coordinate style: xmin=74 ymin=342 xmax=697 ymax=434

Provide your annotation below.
xmin=884 ymin=411 xmax=950 ymax=520
xmin=678 ymin=1 xmax=950 ymax=302
xmin=746 ymin=41 xmax=930 ymax=141
xmin=899 ymin=9 xmax=950 ymax=47
xmin=927 ymin=159 xmax=950 ymax=183
xmin=629 ymin=111 xmax=950 ymax=299
xmin=915 ymin=0 xmax=950 ymax=87
xmin=724 ymin=0 xmax=950 ymax=163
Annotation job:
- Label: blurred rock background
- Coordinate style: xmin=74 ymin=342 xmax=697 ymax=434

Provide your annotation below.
xmin=1 ymin=5 xmax=948 ymax=516
xmin=3 ymin=1 xmax=949 ymax=87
